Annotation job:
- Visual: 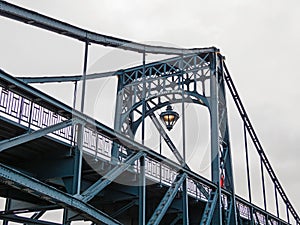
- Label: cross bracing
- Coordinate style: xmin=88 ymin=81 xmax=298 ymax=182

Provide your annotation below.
xmin=0 ymin=1 xmax=299 ymax=225
xmin=0 ymin=60 xmax=297 ymax=224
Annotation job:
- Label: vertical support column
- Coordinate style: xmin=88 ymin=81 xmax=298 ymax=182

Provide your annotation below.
xmin=73 ymin=81 xmax=78 ymax=109
xmin=275 ymin=184 xmax=280 ymax=218
xmin=80 ymin=41 xmax=89 ymax=113
xmin=260 ymin=158 xmax=267 ymax=211
xmin=180 ymin=55 xmax=186 ymax=165
xmin=73 ymin=41 xmax=89 ymax=195
xmin=141 ymin=50 xmax=146 ymax=145
xmin=250 ymin=206 xmax=255 ymax=225
xmin=63 ymin=208 xmax=71 ymax=225
xmin=159 ymin=126 xmax=162 ymax=186
xmin=2 ymin=198 xmax=11 ymax=225
xmin=112 ymin=74 xmax=124 ymax=163
xmin=286 ymin=205 xmax=290 ymax=224
xmin=244 ymin=124 xmax=252 ymax=203
xmin=219 ymin=55 xmax=238 ymax=225
xmin=73 ymin=123 xmax=84 ymax=195
xmin=139 ymin=155 xmax=146 ymax=225
xmin=209 ymin=52 xmax=221 ymax=224
xmin=182 ymin=176 xmax=189 ymax=225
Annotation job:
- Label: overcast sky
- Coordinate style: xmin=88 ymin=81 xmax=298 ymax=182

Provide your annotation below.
xmin=1 ymin=0 xmax=300 ymax=223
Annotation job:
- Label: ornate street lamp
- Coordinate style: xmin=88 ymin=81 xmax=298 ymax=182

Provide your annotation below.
xmin=159 ymin=105 xmax=179 ymax=131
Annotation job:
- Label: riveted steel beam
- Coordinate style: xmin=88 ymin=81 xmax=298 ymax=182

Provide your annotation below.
xmin=0 ymin=163 xmax=122 ymax=225
xmin=147 ymin=173 xmax=187 ymax=225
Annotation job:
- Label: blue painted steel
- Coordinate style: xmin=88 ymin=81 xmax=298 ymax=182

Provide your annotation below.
xmin=0 ymin=0 xmax=217 ymax=55
xmin=223 ymin=62 xmax=300 ymax=224
xmin=0 ymin=14 xmax=297 ymax=220
xmin=0 ymin=62 xmax=294 ymax=225
xmin=0 ymin=119 xmax=76 ymax=152
xmin=147 ymin=173 xmax=187 ymax=225
xmin=0 ymin=214 xmax=61 ymax=225
xmin=199 ymin=189 xmax=218 ymax=225
xmin=79 ymin=151 xmax=145 ymax=202
xmin=0 ymin=163 xmax=122 ymax=225
xmin=17 ymin=71 xmax=119 ymax=84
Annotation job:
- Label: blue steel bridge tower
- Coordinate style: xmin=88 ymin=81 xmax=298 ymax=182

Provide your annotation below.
xmin=113 ymin=51 xmax=237 ymax=224
xmin=0 ymin=1 xmax=299 ymax=225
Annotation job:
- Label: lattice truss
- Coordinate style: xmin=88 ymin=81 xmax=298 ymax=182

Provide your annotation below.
xmin=114 ymin=52 xmax=234 ymax=191
xmin=115 ymin=53 xmax=211 ymax=137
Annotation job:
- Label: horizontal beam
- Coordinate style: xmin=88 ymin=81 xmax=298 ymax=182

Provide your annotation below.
xmin=0 ymin=214 xmax=60 ymax=225
xmin=0 ymin=0 xmax=217 ymax=55
xmin=17 ymin=71 xmax=118 ymax=84
xmin=0 ymin=163 xmax=122 ymax=225
xmin=79 ymin=151 xmax=146 ymax=202
xmin=0 ymin=119 xmax=76 ymax=152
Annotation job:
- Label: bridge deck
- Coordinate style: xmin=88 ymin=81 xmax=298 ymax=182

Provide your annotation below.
xmin=0 ymin=70 xmax=289 ymax=225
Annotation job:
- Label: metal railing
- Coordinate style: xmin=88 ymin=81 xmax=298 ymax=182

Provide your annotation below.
xmin=0 ymin=72 xmax=291 ymax=225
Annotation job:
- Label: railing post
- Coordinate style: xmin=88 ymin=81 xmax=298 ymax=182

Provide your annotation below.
xmin=18 ymin=96 xmax=24 ymax=124
xmin=28 ymin=100 xmax=34 ymax=130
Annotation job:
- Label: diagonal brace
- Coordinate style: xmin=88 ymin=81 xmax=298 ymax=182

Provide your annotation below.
xmin=0 ymin=214 xmax=60 ymax=225
xmin=148 ymin=111 xmax=209 ymax=199
xmin=111 ymin=200 xmax=138 ymax=218
xmin=0 ymin=214 xmax=61 ymax=225
xmin=148 ymin=111 xmax=184 ymax=166
xmin=0 ymin=163 xmax=121 ymax=225
xmin=0 ymin=119 xmax=77 ymax=152
xmin=147 ymin=173 xmax=187 ymax=225
xmin=79 ymin=151 xmax=145 ymax=202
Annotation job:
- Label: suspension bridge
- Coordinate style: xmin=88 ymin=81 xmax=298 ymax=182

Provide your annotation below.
xmin=0 ymin=1 xmax=299 ymax=224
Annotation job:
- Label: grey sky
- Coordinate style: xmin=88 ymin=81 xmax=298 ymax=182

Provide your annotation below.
xmin=0 ymin=0 xmax=300 ymax=223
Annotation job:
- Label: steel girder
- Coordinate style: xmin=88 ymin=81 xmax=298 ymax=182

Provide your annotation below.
xmin=17 ymin=71 xmax=119 ymax=84
xmin=0 ymin=55 xmax=297 ymax=224
xmin=147 ymin=173 xmax=187 ymax=225
xmin=0 ymin=0 xmax=216 ymax=55
xmin=0 ymin=163 xmax=122 ymax=225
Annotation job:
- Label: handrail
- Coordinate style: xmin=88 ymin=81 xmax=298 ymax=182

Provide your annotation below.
xmin=0 ymin=69 xmax=214 ymax=190
xmin=0 ymin=69 xmax=291 ymax=225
